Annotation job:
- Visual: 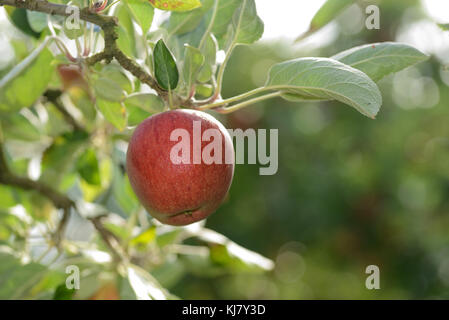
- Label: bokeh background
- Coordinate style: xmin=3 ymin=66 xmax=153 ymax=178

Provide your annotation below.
xmin=1 ymin=0 xmax=449 ymax=299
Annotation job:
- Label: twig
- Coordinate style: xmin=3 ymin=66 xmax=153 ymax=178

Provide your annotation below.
xmin=43 ymin=89 xmax=86 ymax=133
xmin=89 ymin=216 xmax=127 ymax=262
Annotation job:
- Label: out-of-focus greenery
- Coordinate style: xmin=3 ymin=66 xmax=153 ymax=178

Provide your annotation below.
xmin=0 ymin=0 xmax=448 ymax=300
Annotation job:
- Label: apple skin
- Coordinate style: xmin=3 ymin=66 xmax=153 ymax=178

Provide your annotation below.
xmin=126 ymin=109 xmax=235 ymax=226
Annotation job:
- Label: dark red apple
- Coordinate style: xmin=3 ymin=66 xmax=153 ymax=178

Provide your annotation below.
xmin=126 ymin=109 xmax=235 ymax=226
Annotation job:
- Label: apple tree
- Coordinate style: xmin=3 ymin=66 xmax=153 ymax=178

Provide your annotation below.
xmin=0 ymin=0 xmax=428 ymax=299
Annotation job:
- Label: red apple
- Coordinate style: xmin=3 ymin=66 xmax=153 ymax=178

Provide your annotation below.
xmin=126 ymin=109 xmax=235 ymax=226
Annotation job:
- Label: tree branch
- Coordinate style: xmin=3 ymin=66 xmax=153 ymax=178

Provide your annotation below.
xmin=44 ymin=89 xmax=86 ymax=133
xmin=0 ymin=144 xmax=74 ymax=209
xmin=0 ymin=0 xmax=170 ymax=101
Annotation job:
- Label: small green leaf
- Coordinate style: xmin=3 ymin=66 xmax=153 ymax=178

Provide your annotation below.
xmin=0 ymin=252 xmax=47 ymax=299
xmin=64 ymin=17 xmax=84 ymax=40
xmin=296 ymin=0 xmax=355 ymax=41
xmin=112 ymin=166 xmax=139 ymax=214
xmin=197 ymin=33 xmax=217 ymax=83
xmin=53 ymin=284 xmax=76 ymax=300
xmin=149 ymin=0 xmax=201 ymax=12
xmin=195 ymin=83 xmax=213 ymax=97
xmin=210 ymin=0 xmax=240 ymax=38
xmin=76 ymin=148 xmax=101 ymax=186
xmin=0 ymin=113 xmax=41 ymax=141
xmin=116 ymin=4 xmax=137 ymax=57
xmin=100 ymin=65 xmax=134 ymax=94
xmin=94 ymin=77 xmax=126 ymax=102
xmin=124 ymin=93 xmax=165 ymax=113
xmin=0 ymin=44 xmax=55 ymax=112
xmin=96 ymin=99 xmax=127 ymax=131
xmin=193 ymin=228 xmax=274 ymax=272
xmin=153 ymin=39 xmax=179 ymax=90
xmin=27 ymin=11 xmax=48 ymax=33
xmin=125 ymin=0 xmax=155 ymax=35
xmin=332 ymin=42 xmax=429 ymax=82
xmin=166 ymin=0 xmax=213 ymax=35
xmin=130 ymin=226 xmax=156 ymax=250
xmin=127 ymin=105 xmax=151 ymax=126
xmin=7 ymin=8 xmax=41 ymax=38
xmin=266 ymin=57 xmax=382 ymax=118
xmin=228 ymin=0 xmax=264 ymax=46
xmin=183 ymin=45 xmax=205 ymax=93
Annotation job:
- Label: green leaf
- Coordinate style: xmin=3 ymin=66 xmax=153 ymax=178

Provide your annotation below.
xmin=127 ymin=106 xmax=151 ymax=126
xmin=166 ymin=0 xmax=213 ymax=35
xmin=96 ymin=99 xmax=127 ymax=131
xmin=64 ymin=17 xmax=84 ymax=40
xmin=332 ymin=42 xmax=430 ymax=82
xmin=112 ymin=165 xmax=139 ymax=214
xmin=0 ymin=185 xmax=17 ymax=209
xmin=195 ymin=83 xmax=213 ymax=97
xmin=314 ymin=0 xmax=355 ymax=31
xmin=210 ymin=0 xmax=240 ymax=38
xmin=53 ymin=283 xmax=76 ymax=300
xmin=0 ymin=252 xmax=48 ymax=299
xmin=130 ymin=226 xmax=156 ymax=250
xmin=76 ymin=148 xmax=101 ymax=186
xmin=197 ymin=33 xmax=217 ymax=83
xmin=100 ymin=65 xmax=134 ymax=94
xmin=228 ymin=0 xmax=264 ymax=46
xmin=116 ymin=4 xmax=137 ymax=57
xmin=94 ymin=77 xmax=126 ymax=102
xmin=124 ymin=93 xmax=165 ymax=113
xmin=266 ymin=57 xmax=382 ymax=118
xmin=27 ymin=11 xmax=48 ymax=33
xmin=7 ymin=8 xmax=41 ymax=38
xmin=149 ymin=0 xmax=201 ymax=12
xmin=126 ymin=264 xmax=170 ymax=300
xmin=41 ymin=130 xmax=89 ymax=187
xmin=192 ymin=228 xmax=274 ymax=273
xmin=0 ymin=113 xmax=41 ymax=141
xmin=125 ymin=0 xmax=155 ymax=35
xmin=154 ymin=39 xmax=179 ymax=90
xmin=0 ymin=44 xmax=55 ymax=112
xmin=183 ymin=45 xmax=205 ymax=92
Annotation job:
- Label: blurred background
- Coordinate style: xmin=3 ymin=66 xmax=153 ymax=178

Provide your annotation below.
xmin=1 ymin=0 xmax=449 ymax=299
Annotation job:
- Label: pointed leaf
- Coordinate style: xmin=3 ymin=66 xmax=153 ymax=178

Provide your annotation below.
xmin=229 ymin=0 xmax=264 ymax=45
xmin=332 ymin=42 xmax=430 ymax=82
xmin=0 ymin=42 xmax=55 ymax=112
xmin=182 ymin=45 xmax=205 ymax=92
xmin=154 ymin=39 xmax=179 ymax=90
xmin=166 ymin=0 xmax=213 ymax=35
xmin=266 ymin=57 xmax=382 ymax=118
xmin=125 ymin=0 xmax=155 ymax=35
xmin=124 ymin=93 xmax=165 ymax=113
xmin=126 ymin=264 xmax=170 ymax=300
xmin=96 ymin=99 xmax=127 ymax=131
xmin=27 ymin=11 xmax=48 ymax=33
xmin=295 ymin=0 xmax=355 ymax=41
xmin=210 ymin=0 xmax=240 ymax=38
